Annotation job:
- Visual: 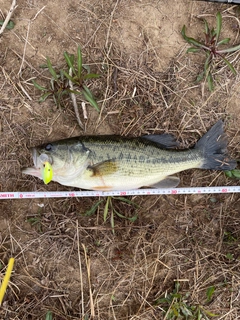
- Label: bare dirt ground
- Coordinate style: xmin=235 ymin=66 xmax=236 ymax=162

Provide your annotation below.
xmin=0 ymin=0 xmax=240 ymax=319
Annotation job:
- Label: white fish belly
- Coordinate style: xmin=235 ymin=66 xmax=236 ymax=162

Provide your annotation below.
xmin=54 ymin=158 xmax=203 ymax=190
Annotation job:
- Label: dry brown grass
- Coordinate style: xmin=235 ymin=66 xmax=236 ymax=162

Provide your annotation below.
xmin=0 ymin=0 xmax=240 ymax=319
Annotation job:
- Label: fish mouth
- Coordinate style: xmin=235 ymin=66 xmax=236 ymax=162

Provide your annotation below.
xmin=31 ymin=148 xmax=38 ymax=167
xmin=21 ymin=166 xmax=42 ymax=178
xmin=21 ymin=148 xmax=42 ymax=178
xmin=22 ymin=148 xmax=54 ymax=180
xmin=30 ymin=148 xmax=52 ymax=167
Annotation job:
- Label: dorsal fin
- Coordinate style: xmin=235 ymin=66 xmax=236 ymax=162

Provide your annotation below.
xmin=141 ymin=133 xmax=179 ymax=149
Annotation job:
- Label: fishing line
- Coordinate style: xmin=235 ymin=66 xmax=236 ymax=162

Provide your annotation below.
xmin=0 ymin=186 xmax=239 ymax=199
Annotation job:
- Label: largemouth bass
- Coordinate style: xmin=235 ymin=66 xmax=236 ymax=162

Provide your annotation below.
xmin=22 ymin=120 xmax=236 ymax=190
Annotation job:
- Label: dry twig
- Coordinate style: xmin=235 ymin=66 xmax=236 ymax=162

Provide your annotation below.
xmin=0 ymin=0 xmax=17 ymax=36
xmin=69 ymin=68 xmax=84 ymax=130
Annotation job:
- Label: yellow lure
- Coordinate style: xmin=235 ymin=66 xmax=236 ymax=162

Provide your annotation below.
xmin=41 ymin=161 xmax=53 ymax=184
xmin=0 ymin=258 xmax=15 ymax=305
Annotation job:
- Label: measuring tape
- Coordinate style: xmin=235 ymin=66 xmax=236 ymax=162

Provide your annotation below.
xmin=194 ymin=0 xmax=240 ymax=4
xmin=0 ymin=186 xmax=239 ymax=199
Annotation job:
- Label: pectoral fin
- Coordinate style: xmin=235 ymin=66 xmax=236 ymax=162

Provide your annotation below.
xmin=88 ymin=160 xmax=118 ymax=177
xmin=149 ymin=176 xmax=180 ymax=188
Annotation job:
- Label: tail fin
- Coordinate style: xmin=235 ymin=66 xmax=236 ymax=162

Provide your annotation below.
xmin=195 ymin=120 xmax=236 ymax=170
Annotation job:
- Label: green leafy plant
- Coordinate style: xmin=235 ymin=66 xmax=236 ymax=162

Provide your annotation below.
xmin=26 ymin=211 xmax=43 ymax=233
xmin=154 ymin=281 xmax=218 ymax=319
xmin=84 ymin=199 xmax=104 ymax=216
xmin=103 ymin=196 xmax=138 ymax=234
xmin=0 ymin=20 xmax=15 ymax=29
xmin=62 ymin=47 xmax=100 ymax=111
xmin=206 ymin=286 xmax=215 ymax=303
xmin=45 ymin=311 xmax=53 ymax=320
xmin=223 ymin=230 xmax=237 ymax=244
xmin=33 ymin=46 xmax=100 ymax=111
xmin=84 ymin=196 xmax=138 ymax=234
xmin=226 ymin=252 xmax=234 ymax=261
xmin=225 ymin=169 xmax=240 ymax=179
xmin=33 ymin=57 xmax=69 ymax=108
xmin=181 ymin=12 xmax=240 ymax=91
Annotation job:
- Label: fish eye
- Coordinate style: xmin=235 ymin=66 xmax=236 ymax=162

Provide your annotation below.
xmin=45 ymin=143 xmax=53 ymax=151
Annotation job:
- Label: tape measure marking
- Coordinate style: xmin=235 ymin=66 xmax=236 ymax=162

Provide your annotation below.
xmin=0 ymin=186 xmax=239 ymax=199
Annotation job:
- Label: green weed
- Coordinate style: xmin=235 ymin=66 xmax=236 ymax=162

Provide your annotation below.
xmin=26 ymin=211 xmax=43 ymax=233
xmin=84 ymin=196 xmax=138 ymax=234
xmin=45 ymin=311 xmax=52 ymax=320
xmin=223 ymin=231 xmax=237 ymax=244
xmin=154 ymin=281 xmax=218 ymax=319
xmin=84 ymin=199 xmax=104 ymax=216
xmin=225 ymin=169 xmax=240 ymax=179
xmin=226 ymin=253 xmax=234 ymax=261
xmin=0 ymin=20 xmax=15 ymax=30
xmin=206 ymin=286 xmax=215 ymax=303
xmin=182 ymin=12 xmax=240 ymax=91
xmin=104 ymin=197 xmax=138 ymax=234
xmin=33 ymin=46 xmax=100 ymax=111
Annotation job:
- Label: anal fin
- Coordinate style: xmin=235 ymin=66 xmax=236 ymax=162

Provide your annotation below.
xmin=149 ymin=176 xmax=180 ymax=188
